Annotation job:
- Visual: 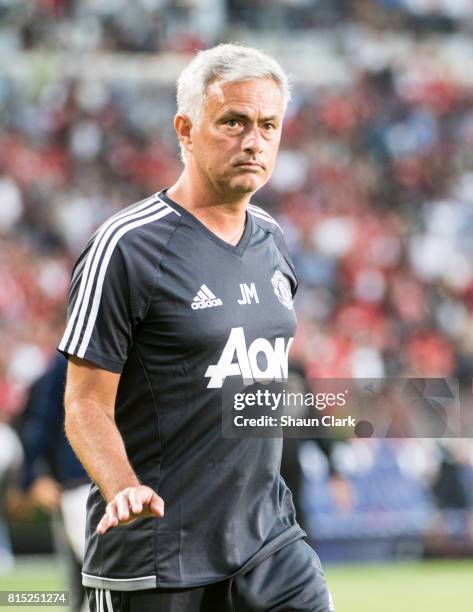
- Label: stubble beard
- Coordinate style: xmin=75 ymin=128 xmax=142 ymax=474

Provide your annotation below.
xmin=219 ymin=166 xmax=268 ymax=199
xmin=197 ymin=155 xmax=268 ymax=202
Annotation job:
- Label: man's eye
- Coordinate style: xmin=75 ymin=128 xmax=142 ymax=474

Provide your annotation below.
xmin=264 ymin=123 xmax=276 ymax=131
xmin=225 ymin=119 xmax=240 ymax=127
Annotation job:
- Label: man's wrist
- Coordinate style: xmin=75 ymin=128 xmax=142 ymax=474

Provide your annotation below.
xmin=102 ymin=477 xmax=141 ymax=502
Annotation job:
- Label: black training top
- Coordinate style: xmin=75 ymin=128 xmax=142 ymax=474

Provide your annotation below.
xmin=58 ymin=190 xmax=304 ymax=591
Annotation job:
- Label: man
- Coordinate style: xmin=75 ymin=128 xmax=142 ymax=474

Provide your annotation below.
xmin=18 ymin=353 xmax=89 ymax=612
xmin=59 ymin=43 xmax=334 ymax=611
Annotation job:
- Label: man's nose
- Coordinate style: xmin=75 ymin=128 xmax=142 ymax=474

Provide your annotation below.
xmin=241 ymin=124 xmax=263 ymax=154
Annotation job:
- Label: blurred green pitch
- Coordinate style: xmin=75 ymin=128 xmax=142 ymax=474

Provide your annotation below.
xmin=326 ymin=560 xmax=473 ymax=611
xmin=1 ymin=557 xmax=472 ymax=611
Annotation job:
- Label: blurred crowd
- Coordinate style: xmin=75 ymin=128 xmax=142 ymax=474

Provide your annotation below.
xmin=0 ymin=0 xmax=473 ymax=53
xmin=285 ymin=66 xmax=473 ymax=385
xmin=2 ymin=0 xmax=473 ymax=56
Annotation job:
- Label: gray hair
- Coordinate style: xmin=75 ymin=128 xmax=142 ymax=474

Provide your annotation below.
xmin=176 ymin=43 xmax=291 ymax=161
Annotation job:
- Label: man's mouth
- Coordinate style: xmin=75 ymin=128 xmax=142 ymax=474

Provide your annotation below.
xmin=234 ymin=161 xmax=264 ymax=170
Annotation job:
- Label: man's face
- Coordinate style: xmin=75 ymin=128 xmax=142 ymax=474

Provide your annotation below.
xmin=189 ymin=78 xmax=285 ymax=197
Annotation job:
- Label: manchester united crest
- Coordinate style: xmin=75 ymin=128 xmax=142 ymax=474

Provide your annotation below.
xmin=271 ymin=270 xmax=293 ymax=310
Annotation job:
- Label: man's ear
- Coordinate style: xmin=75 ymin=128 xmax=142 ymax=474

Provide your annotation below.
xmin=174 ymin=114 xmax=193 ymax=155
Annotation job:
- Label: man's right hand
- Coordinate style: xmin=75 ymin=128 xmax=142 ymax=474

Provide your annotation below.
xmin=97 ymin=485 xmax=165 ymax=535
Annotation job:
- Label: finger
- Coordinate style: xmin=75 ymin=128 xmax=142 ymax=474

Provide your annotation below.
xmin=149 ymin=494 xmax=165 ymax=517
xmin=115 ymin=493 xmax=130 ymax=522
xmin=106 ymin=501 xmax=119 ymax=525
xmin=129 ymin=488 xmax=143 ymax=515
xmin=97 ymin=513 xmax=112 ymax=535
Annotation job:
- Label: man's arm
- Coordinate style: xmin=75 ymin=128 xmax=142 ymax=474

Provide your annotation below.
xmin=64 ymin=356 xmax=164 ymax=534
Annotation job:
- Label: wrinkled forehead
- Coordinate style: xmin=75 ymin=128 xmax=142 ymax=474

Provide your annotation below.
xmin=203 ymin=78 xmax=285 ymax=118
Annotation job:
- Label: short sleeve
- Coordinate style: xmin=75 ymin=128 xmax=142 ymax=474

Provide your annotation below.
xmin=58 ymin=233 xmax=153 ymax=373
xmin=272 ymin=227 xmax=298 ymax=298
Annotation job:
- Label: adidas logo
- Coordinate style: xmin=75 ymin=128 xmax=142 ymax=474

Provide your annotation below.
xmin=191 ymin=284 xmax=223 ymax=310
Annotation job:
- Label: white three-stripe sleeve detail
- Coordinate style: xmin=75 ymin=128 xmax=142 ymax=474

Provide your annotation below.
xmin=59 ymin=196 xmax=159 ymax=351
xmin=64 ymin=200 xmax=166 ymax=354
xmin=248 ymin=204 xmax=278 ymax=222
xmin=248 ymin=209 xmax=282 ymax=229
xmin=70 ymin=205 xmax=167 ymax=354
xmin=58 ymin=196 xmax=164 ymax=353
xmin=248 ymin=204 xmax=282 ymax=227
xmin=59 ymin=203 xmax=165 ymax=353
xmin=78 ymin=200 xmax=156 ymax=277
xmin=77 ymin=207 xmax=173 ymax=358
xmin=248 ymin=203 xmax=272 ymax=216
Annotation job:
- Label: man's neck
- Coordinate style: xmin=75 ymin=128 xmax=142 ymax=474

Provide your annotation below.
xmin=166 ymin=173 xmax=250 ymax=245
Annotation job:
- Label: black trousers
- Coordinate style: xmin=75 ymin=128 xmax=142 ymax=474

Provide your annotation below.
xmin=86 ymin=539 xmax=334 ymax=612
